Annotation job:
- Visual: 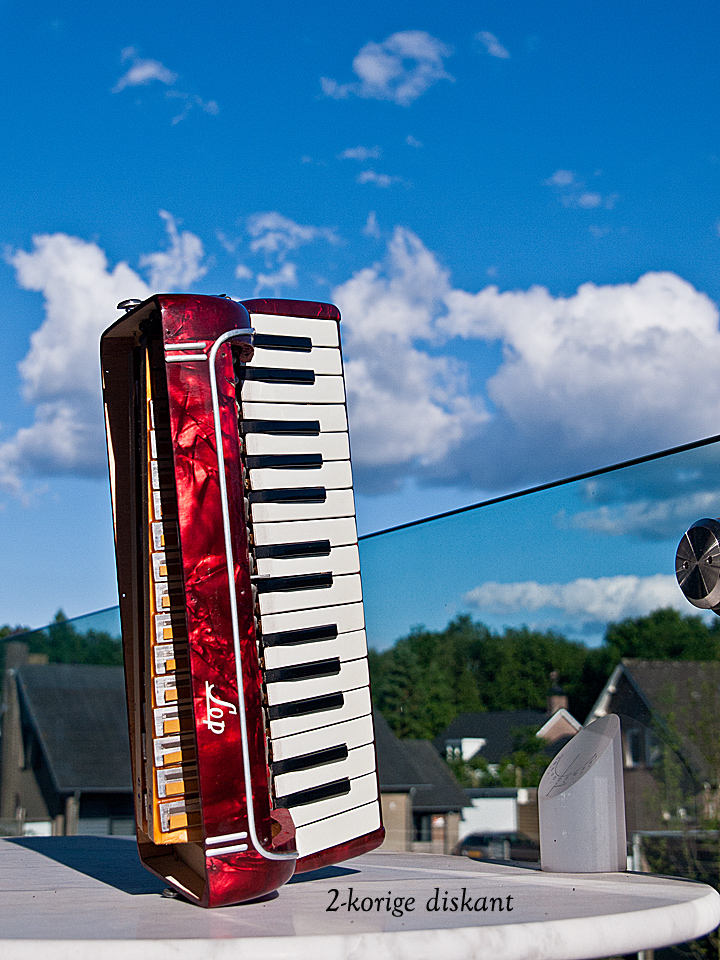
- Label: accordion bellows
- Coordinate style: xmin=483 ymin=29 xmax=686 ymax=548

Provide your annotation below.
xmin=101 ymin=294 xmax=384 ymax=907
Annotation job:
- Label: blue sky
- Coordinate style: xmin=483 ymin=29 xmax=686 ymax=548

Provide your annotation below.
xmin=3 ymin=0 xmax=720 ymax=641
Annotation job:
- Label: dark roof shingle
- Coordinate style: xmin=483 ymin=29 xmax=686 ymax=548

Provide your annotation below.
xmin=17 ymin=664 xmax=131 ymax=793
xmin=434 ymin=710 xmax=547 ymax=762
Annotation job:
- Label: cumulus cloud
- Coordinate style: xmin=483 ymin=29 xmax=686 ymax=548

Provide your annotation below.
xmin=255 ymin=262 xmax=298 ymax=293
xmin=339 ymin=146 xmax=381 ymax=161
xmin=139 ymin=211 xmax=207 ymax=289
xmin=477 ymin=31 xmax=510 ymax=59
xmin=321 ymin=31 xmax=453 ymax=107
xmin=333 ymin=226 xmax=720 ymax=492
xmin=406 ymin=135 xmax=423 ymax=148
xmin=112 ymin=47 xmax=177 ymax=92
xmin=1 ymin=214 xmax=204 ymax=494
xmin=333 ymin=228 xmax=488 ymax=488
xmin=464 ymin=575 xmax=696 ymax=623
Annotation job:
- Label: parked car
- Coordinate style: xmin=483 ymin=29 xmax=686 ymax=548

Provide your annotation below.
xmin=454 ymin=831 xmax=540 ymax=863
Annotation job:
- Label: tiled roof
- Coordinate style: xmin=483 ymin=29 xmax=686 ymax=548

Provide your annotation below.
xmin=433 ymin=710 xmax=547 ymax=762
xmin=17 ymin=665 xmax=131 ymax=793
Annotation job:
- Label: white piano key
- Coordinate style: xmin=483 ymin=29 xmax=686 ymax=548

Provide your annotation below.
xmin=274 ymin=742 xmax=376 ymax=798
xmin=249 ymin=313 xmax=340 ymax=347
xmin=258 ymin=572 xmax=362 ymax=616
xmin=256 ymin=544 xmax=359 ymax=579
xmin=260 ymin=599 xmax=365 ymax=638
xmin=239 ymin=375 xmax=345 ymax=405
xmin=295 ymin=798 xmax=381 ymax=858
xmin=249 ymin=460 xmax=352 ymax=492
xmin=263 ymin=628 xmax=368 ymax=671
xmin=250 ymin=488 xmax=356 ymax=524
xmin=246 ymin=346 xmax=341 ymax=375
xmin=266 ymin=656 xmax=368 ymax=707
xmin=253 ymin=517 xmax=357 ymax=548
xmin=244 ymin=432 xmax=350 ymax=460
xmin=241 ymin=402 xmax=348 ymax=433
xmin=269 ymin=684 xmax=371 ymax=739
xmin=290 ymin=774 xmax=379 ymax=830
xmin=272 ymin=712 xmax=375 ymax=763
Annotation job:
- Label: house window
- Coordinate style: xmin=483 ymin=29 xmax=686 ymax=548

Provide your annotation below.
xmin=413 ymin=814 xmax=432 ymax=842
xmin=624 ymin=723 xmax=660 ymax=768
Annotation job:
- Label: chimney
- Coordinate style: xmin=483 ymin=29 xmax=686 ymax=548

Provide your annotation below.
xmin=547 ymin=670 xmax=568 ymax=715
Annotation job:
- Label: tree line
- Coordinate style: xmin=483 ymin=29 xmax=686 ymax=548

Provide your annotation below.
xmin=368 ymin=608 xmax=720 ymax=739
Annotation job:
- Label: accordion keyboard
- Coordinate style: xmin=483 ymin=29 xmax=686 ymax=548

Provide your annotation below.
xmin=237 ymin=310 xmax=381 ymax=860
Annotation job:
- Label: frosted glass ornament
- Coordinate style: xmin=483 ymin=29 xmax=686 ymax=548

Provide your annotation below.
xmin=539 ymin=713 xmax=626 ymax=873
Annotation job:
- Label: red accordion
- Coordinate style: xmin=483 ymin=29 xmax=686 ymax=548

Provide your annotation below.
xmin=101 ymin=294 xmax=384 ymax=906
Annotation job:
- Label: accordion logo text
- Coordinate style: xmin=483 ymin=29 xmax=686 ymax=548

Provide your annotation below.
xmin=100 ymin=294 xmax=384 ymax=906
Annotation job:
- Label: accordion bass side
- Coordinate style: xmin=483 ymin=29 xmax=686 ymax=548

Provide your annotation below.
xmin=101 ymin=294 xmax=384 ymax=907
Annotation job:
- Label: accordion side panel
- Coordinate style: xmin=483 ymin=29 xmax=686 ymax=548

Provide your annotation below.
xmin=159 ymin=295 xmax=296 ymax=906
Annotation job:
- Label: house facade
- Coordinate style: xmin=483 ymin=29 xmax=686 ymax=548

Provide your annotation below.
xmin=587 ymin=659 xmax=720 ymax=832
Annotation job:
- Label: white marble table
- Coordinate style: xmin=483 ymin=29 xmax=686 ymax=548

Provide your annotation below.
xmin=0 ymin=836 xmax=718 ymax=960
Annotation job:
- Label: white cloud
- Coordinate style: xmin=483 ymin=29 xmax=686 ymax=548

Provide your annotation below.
xmin=477 ymin=31 xmax=510 ymax=59
xmin=247 ymin=212 xmax=338 ymax=261
xmin=113 ymin=47 xmax=177 ymax=92
xmin=546 ymin=170 xmax=619 ymax=211
xmin=255 ymin=262 xmax=298 ymax=293
xmin=334 ymin=226 xmax=720 ymax=492
xmin=339 ymin=146 xmax=381 ymax=161
xmin=363 ymin=211 xmax=381 ymax=238
xmin=333 ymin=227 xmax=488 ymax=487
xmin=139 ymin=211 xmax=207 ymax=290
xmin=545 ymin=169 xmax=576 ymax=186
xmin=234 ymin=263 xmax=253 ymax=280
xmin=464 ymin=575 xmax=696 ymax=623
xmin=1 ymin=214 xmax=205 ymax=494
xmin=560 ymin=489 xmax=720 ymax=541
xmin=321 ymin=31 xmax=453 ymax=107
xmin=167 ymin=91 xmax=219 ymax=125
xmin=357 ymin=170 xmax=403 ymax=188
xmin=577 ymin=192 xmax=602 ymax=208
xmin=406 ymin=135 xmax=423 ymax=148
xmin=112 ymin=47 xmax=218 ymax=124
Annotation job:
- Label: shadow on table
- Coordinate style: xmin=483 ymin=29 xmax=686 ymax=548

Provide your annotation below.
xmin=288 ymin=864 xmax=360 ymax=883
xmin=6 ymin=837 xmax=360 ymax=894
xmin=7 ymin=836 xmax=166 ymax=895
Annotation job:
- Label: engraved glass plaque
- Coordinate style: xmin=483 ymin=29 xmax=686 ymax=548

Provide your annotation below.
xmin=539 ymin=713 xmax=626 ymax=873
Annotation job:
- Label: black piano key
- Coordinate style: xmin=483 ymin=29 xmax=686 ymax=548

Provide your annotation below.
xmin=249 ymin=487 xmax=326 ymax=504
xmin=241 ymin=419 xmax=320 ymax=436
xmin=246 ymin=454 xmax=323 ymax=470
xmin=253 ymin=333 xmax=312 ymax=352
xmin=254 ymin=540 xmax=331 ymax=560
xmin=265 ymin=657 xmax=340 ymax=685
xmin=272 ymin=744 xmax=348 ymax=777
xmin=268 ymin=691 xmax=344 ymax=720
xmin=254 ymin=572 xmax=333 ymax=594
xmin=239 ymin=367 xmax=315 ymax=385
xmin=275 ymin=777 xmax=351 ymax=809
xmin=262 ymin=623 xmax=339 ymax=647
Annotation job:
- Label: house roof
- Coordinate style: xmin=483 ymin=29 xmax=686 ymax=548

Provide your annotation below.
xmin=434 ymin=711 xmax=548 ymax=763
xmin=401 ymin=740 xmax=469 ymax=813
xmin=588 ymin=659 xmax=720 ymax=782
xmin=16 ymin=664 xmax=132 ymax=794
xmin=373 ymin=710 xmax=468 ymax=812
